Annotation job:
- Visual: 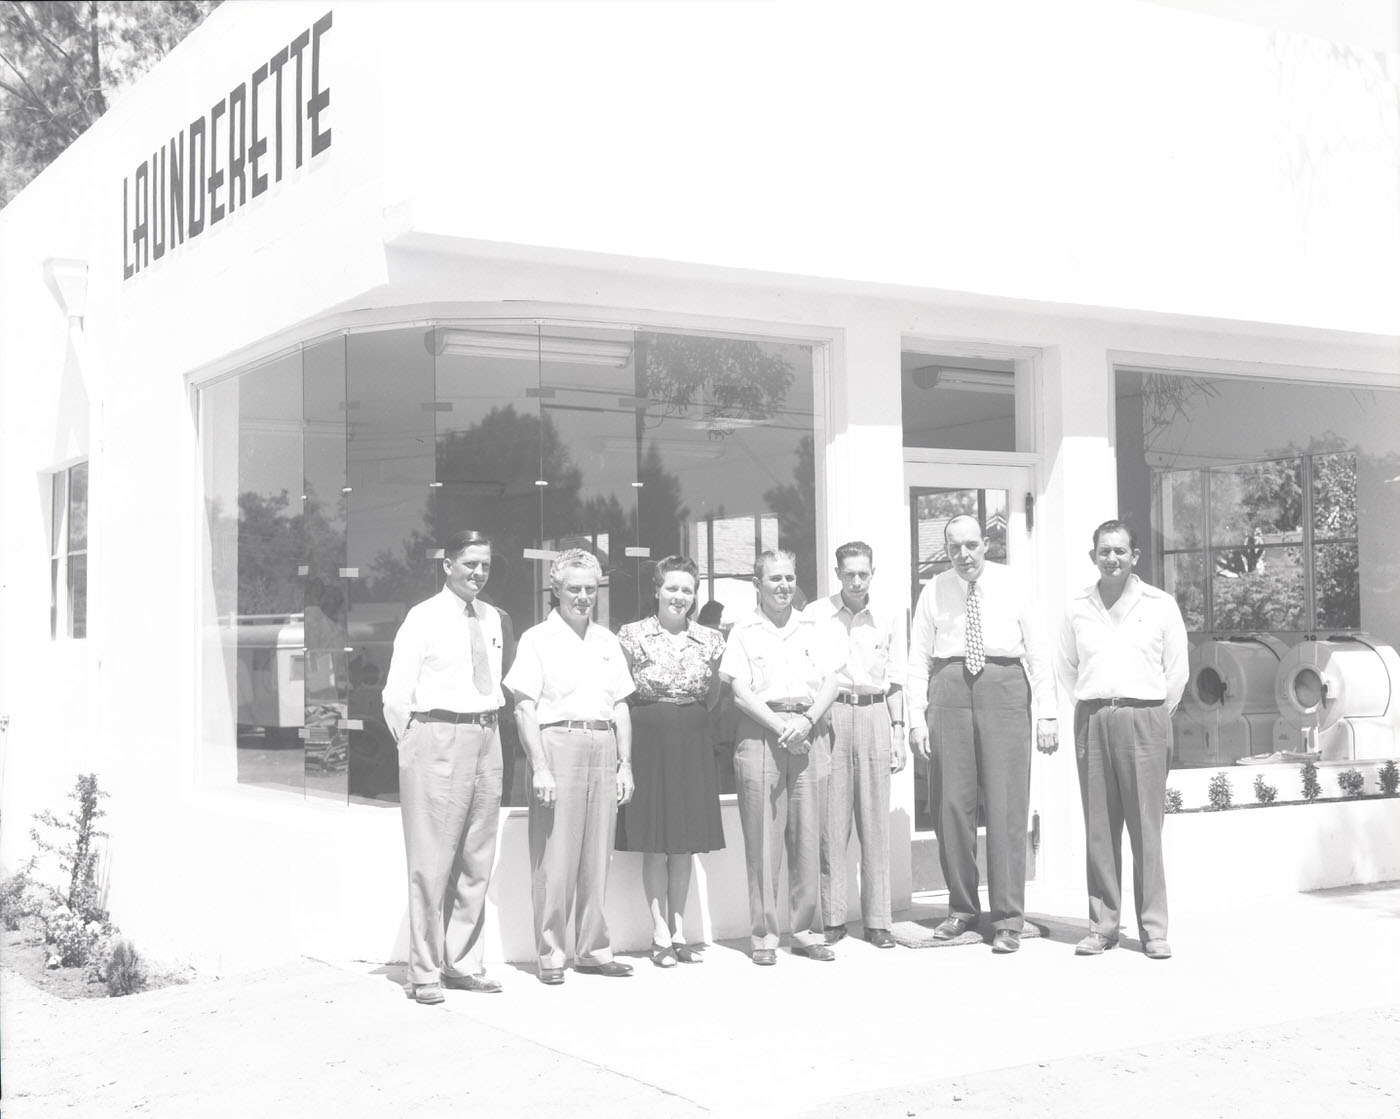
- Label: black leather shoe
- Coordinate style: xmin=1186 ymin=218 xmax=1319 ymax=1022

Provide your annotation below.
xmin=575 ymin=960 xmax=634 ymax=977
xmin=932 ymin=917 xmax=973 ymax=940
xmin=537 ymin=967 xmax=565 ymax=985
xmin=824 ymin=924 xmax=849 ymax=945
xmin=991 ymin=930 xmax=1020 ymax=953
xmin=752 ymin=948 xmax=777 ymax=966
xmin=863 ymin=927 xmax=896 ymax=949
xmin=791 ymin=943 xmax=836 ymax=962
xmin=442 ymin=972 xmax=502 ymax=993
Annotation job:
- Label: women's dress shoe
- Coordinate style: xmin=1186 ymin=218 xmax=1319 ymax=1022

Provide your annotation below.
xmin=650 ymin=943 xmax=679 ymax=968
xmin=991 ymin=930 xmax=1020 ymax=953
xmin=576 ymin=960 xmax=634 ymax=977
xmin=537 ymin=967 xmax=566 ymax=985
xmin=1074 ymin=932 xmax=1119 ymax=955
xmin=791 ymin=943 xmax=836 ymax=962
xmin=863 ymin=928 xmax=896 ymax=949
xmin=674 ymin=944 xmax=704 ymax=964
xmin=751 ymin=948 xmax=777 ymax=966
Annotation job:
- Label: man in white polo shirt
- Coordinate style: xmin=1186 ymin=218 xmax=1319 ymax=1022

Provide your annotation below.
xmin=383 ymin=530 xmax=506 ymax=1004
xmin=720 ymin=548 xmax=843 ymax=965
xmin=1055 ymin=518 xmax=1188 ymax=961
xmin=807 ymin=541 xmax=907 ymax=949
xmin=505 ymin=548 xmax=636 ymax=986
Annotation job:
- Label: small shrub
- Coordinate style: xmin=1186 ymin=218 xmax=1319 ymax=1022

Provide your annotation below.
xmin=1164 ymin=787 xmax=1183 ymax=814
xmin=1337 ymin=768 xmax=1365 ymax=799
xmin=43 ymin=902 xmax=104 ymax=967
xmin=1207 ymin=772 xmax=1233 ymax=811
xmin=97 ymin=938 xmax=149 ymax=997
xmin=30 ymin=773 xmax=109 ymax=927
xmin=1252 ymin=773 xmax=1278 ymax=805
xmin=0 ymin=858 xmax=39 ymax=930
xmin=1378 ymin=760 xmax=1399 ymax=797
xmin=1301 ymin=760 xmax=1322 ymax=803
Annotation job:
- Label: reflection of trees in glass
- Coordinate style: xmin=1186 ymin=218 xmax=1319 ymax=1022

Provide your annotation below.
xmin=640 ymin=333 xmax=794 ymax=433
xmin=764 ymin=436 xmax=818 ymax=596
xmin=209 ymin=487 xmax=346 ymax=616
xmin=1161 ymin=470 xmax=1203 ymax=549
xmin=1165 ymin=554 xmax=1206 ymax=630
xmin=1315 ymin=543 xmax=1360 ymax=629
xmin=1213 ymin=547 xmax=1305 ymax=630
xmin=1209 ymin=459 xmax=1303 ymax=545
xmin=1140 ymin=374 xmax=1219 ymax=452
xmin=1313 ymin=452 xmax=1357 ymax=538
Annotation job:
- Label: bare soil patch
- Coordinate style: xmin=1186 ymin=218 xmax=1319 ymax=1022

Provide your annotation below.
xmin=1 ymin=927 xmax=193 ymax=1000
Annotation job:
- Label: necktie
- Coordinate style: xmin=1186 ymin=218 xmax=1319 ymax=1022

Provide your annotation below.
xmin=466 ymin=602 xmax=493 ymax=694
xmin=965 ymin=580 xmax=985 ymax=676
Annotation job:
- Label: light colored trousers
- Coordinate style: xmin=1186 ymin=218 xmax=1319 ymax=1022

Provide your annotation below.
xmin=821 ymin=701 xmax=892 ymax=930
xmin=528 ymin=725 xmax=618 ymax=969
xmin=1074 ymin=700 xmax=1171 ymax=942
xmin=398 ymin=719 xmax=502 ymax=986
xmin=734 ymin=712 xmax=830 ymax=950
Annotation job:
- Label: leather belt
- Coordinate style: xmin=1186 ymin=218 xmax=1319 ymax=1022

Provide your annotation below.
xmin=541 ymin=719 xmax=615 ymax=732
xmin=766 ymin=702 xmax=811 ymax=714
xmin=934 ymin=655 xmax=1022 ymax=667
xmin=835 ymin=692 xmax=884 ymax=707
xmin=1083 ymin=697 xmax=1161 ymax=709
xmin=631 ymin=696 xmax=700 ymax=707
xmin=414 ymin=709 xmax=498 ymax=726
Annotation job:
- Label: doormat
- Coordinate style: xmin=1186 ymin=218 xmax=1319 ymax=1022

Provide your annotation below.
xmin=889 ymin=920 xmax=1045 ymax=949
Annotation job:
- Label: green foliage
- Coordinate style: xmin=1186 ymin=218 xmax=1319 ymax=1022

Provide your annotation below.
xmin=1206 ymin=772 xmax=1233 ymax=811
xmin=30 ymin=772 xmax=108 ymax=925
xmin=96 ymin=937 xmax=148 ymax=997
xmin=1300 ymin=760 xmax=1322 ymax=803
xmin=1252 ymin=773 xmax=1278 ymax=805
xmin=1164 ymin=787 xmax=1184 ymax=814
xmin=1379 ymin=760 xmax=1399 ymax=797
xmin=0 ymin=857 xmax=39 ymax=930
xmin=0 ymin=1 xmax=222 ymax=205
xmin=1337 ymin=768 xmax=1365 ymax=799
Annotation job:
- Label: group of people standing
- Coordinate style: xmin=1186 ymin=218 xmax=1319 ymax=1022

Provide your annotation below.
xmin=382 ymin=514 xmax=1187 ymax=1003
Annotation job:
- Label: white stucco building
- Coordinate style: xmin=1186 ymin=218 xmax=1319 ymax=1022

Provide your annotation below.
xmin=2 ymin=0 xmax=1398 ymax=972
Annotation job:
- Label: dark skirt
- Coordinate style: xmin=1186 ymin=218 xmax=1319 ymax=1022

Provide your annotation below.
xmin=616 ymin=700 xmax=726 ymax=854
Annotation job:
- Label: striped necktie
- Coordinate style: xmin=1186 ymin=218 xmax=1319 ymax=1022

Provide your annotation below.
xmin=965 ymin=580 xmax=985 ymax=676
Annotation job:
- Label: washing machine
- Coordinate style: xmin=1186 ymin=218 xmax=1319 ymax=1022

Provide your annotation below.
xmin=1272 ymin=634 xmax=1400 ymax=761
xmin=1174 ymin=634 xmax=1288 ymax=765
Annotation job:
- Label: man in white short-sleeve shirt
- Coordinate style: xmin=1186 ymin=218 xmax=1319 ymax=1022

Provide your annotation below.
xmin=505 ymin=549 xmax=635 ymax=985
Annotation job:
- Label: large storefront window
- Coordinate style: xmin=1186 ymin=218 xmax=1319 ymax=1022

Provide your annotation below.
xmin=199 ymin=321 xmax=819 ymax=805
xmin=1116 ymin=370 xmax=1400 ymax=768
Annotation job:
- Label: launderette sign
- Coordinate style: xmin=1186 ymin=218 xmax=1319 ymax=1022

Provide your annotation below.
xmin=122 ymin=10 xmax=334 ymax=280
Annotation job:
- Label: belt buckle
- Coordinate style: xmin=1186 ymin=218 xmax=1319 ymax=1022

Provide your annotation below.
xmin=1107 ymin=697 xmax=1124 ymax=707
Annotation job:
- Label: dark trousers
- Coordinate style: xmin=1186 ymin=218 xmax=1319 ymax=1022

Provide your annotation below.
xmin=1074 ymin=700 xmax=1171 ymax=942
xmin=927 ymin=659 xmax=1031 ymax=932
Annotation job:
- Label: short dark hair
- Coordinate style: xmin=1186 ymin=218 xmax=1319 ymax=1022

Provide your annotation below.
xmin=753 ymin=548 xmax=797 ymax=579
xmin=1091 ymin=519 xmax=1137 ymax=550
xmin=943 ymin=514 xmax=985 ymax=549
xmin=652 ymin=554 xmax=699 ymax=587
xmin=443 ymin=530 xmax=492 ymax=560
xmin=834 ymin=541 xmax=873 ymax=567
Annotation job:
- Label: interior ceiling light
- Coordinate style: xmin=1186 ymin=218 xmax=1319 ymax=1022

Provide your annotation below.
xmin=910 ymin=364 xmax=1015 ymax=395
xmin=437 ymin=329 xmax=633 ymax=368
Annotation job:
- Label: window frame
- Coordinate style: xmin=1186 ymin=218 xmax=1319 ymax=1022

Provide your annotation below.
xmin=48 ymin=459 xmax=89 ymax=641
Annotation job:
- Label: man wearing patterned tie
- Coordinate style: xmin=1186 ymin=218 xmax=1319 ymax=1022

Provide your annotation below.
xmin=383 ymin=530 xmax=507 ymax=1003
xmin=907 ymin=515 xmax=1058 ymax=953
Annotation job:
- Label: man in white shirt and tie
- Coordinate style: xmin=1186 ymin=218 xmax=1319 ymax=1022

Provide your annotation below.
xmin=383 ymin=530 xmax=506 ymax=1003
xmin=907 ymin=515 xmax=1058 ymax=953
xmin=1055 ymin=519 xmax=1188 ymax=960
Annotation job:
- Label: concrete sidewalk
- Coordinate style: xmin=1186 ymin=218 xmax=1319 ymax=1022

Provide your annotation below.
xmin=3 ymin=882 xmax=1398 ymax=1117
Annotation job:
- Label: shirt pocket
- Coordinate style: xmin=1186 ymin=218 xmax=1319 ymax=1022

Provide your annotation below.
xmin=749 ymin=653 xmax=771 ymax=693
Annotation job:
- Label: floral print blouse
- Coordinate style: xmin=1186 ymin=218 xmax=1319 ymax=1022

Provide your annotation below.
xmin=617 ymin=616 xmax=726 ymax=703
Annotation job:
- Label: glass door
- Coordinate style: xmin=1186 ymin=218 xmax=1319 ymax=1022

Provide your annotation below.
xmin=902 ymin=460 xmax=1035 ymax=893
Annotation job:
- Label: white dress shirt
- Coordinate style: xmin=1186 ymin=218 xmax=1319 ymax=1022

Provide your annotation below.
xmin=503 ymin=611 xmax=635 ymax=723
xmin=906 ymin=561 xmax=1057 ymax=728
xmin=1055 ymin=575 xmax=1189 ymax=711
xmin=382 ymin=586 xmax=505 ymax=739
xmin=719 ymin=607 xmax=843 ymax=704
xmin=805 ymin=593 xmax=907 ymax=696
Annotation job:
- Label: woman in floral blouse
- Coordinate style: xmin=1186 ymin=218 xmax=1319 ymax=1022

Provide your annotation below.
xmin=615 ymin=555 xmax=727 ymax=966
